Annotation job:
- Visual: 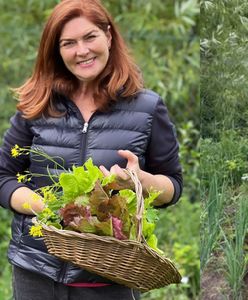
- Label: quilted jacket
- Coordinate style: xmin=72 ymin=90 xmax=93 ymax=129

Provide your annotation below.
xmin=0 ymin=89 xmax=182 ymax=283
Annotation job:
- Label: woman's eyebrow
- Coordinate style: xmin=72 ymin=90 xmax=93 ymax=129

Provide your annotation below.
xmin=84 ymin=29 xmax=99 ymax=37
xmin=59 ymin=30 xmax=99 ymax=43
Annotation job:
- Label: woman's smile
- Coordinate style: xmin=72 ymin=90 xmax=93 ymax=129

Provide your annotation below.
xmin=77 ymin=57 xmax=96 ymax=68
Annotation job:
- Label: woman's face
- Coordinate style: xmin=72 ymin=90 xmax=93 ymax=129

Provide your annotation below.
xmin=59 ymin=17 xmax=112 ymax=85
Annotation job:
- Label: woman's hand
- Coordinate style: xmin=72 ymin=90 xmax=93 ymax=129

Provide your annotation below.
xmin=99 ymin=150 xmax=140 ymax=190
xmin=100 ymin=149 xmax=175 ymax=206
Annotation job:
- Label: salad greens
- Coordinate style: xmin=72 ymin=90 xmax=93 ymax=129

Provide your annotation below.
xmin=12 ymin=145 xmax=163 ymax=254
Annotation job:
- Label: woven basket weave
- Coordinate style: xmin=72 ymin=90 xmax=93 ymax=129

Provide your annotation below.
xmin=38 ymin=170 xmax=181 ymax=292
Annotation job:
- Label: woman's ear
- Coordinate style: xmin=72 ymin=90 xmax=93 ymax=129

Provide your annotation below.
xmin=106 ymin=25 xmax=112 ymax=49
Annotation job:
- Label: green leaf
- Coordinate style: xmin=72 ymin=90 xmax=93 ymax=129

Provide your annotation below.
xmin=129 ymin=223 xmax=137 ymax=241
xmin=59 ymin=173 xmax=80 ymax=199
xmin=146 ymin=207 xmax=159 ymax=223
xmin=101 ymin=174 xmax=116 ymax=186
xmin=119 ymin=189 xmax=137 ymax=215
xmin=84 ymin=158 xmax=103 ymax=184
xmin=144 ymin=190 xmax=162 ymax=208
xmin=74 ymin=195 xmax=90 ymax=206
xmin=142 ymin=219 xmax=155 ymax=238
xmin=95 ymin=217 xmax=113 ymax=236
xmin=72 ymin=167 xmax=94 ymax=194
xmin=76 ymin=217 xmax=98 ymax=234
xmin=46 ymin=221 xmax=62 ymax=229
xmin=147 ymin=234 xmax=164 ymax=255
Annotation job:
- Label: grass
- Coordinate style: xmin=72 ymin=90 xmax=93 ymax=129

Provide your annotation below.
xmin=200 ymin=138 xmax=248 ymax=299
xmin=221 ymin=195 xmax=248 ymax=299
xmin=200 ymin=174 xmax=226 ymax=270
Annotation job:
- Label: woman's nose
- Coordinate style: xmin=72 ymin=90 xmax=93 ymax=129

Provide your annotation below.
xmin=76 ymin=41 xmax=90 ymax=56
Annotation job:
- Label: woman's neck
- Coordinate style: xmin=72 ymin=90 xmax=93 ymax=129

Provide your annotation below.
xmin=72 ymin=87 xmax=97 ymax=122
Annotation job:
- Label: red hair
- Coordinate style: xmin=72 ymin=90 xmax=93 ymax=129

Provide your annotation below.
xmin=15 ymin=0 xmax=143 ymax=119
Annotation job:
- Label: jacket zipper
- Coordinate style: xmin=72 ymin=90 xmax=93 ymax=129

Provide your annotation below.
xmin=82 ymin=122 xmax=88 ymax=133
xmin=80 ymin=121 xmax=89 ymax=164
xmin=67 ymin=99 xmax=96 ymax=165
xmin=80 ymin=112 xmax=96 ymax=164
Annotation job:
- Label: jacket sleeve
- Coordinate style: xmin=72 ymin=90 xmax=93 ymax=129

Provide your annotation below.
xmin=145 ymin=98 xmax=183 ymax=207
xmin=0 ymin=111 xmax=33 ymax=210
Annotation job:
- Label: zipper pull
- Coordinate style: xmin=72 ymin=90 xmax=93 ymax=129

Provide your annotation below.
xmin=82 ymin=122 xmax=88 ymax=133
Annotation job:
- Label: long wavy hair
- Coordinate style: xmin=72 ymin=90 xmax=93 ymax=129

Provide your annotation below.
xmin=15 ymin=0 xmax=143 ymax=119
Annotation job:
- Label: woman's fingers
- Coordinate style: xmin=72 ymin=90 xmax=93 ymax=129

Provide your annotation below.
xmin=100 ymin=164 xmax=128 ymax=180
xmin=99 ymin=163 xmax=133 ymax=190
xmin=118 ymin=150 xmax=138 ymax=167
xmin=99 ymin=150 xmax=139 ymax=190
xmin=110 ymin=164 xmax=129 ymax=180
xmin=99 ymin=165 xmax=110 ymax=176
xmin=118 ymin=150 xmax=140 ymax=177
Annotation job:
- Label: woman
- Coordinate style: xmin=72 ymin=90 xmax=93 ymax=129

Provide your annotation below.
xmin=0 ymin=0 xmax=182 ymax=299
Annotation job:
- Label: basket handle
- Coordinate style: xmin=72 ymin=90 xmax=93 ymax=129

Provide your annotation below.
xmin=124 ymin=169 xmax=144 ymax=243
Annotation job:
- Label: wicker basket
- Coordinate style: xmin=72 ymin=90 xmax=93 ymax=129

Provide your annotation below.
xmin=37 ymin=170 xmax=181 ymax=292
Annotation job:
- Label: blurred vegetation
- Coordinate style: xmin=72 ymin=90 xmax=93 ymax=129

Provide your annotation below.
xmin=201 ymin=0 xmax=248 ymax=299
xmin=201 ymin=0 xmax=248 ymax=139
xmin=0 ymin=0 xmax=199 ymax=299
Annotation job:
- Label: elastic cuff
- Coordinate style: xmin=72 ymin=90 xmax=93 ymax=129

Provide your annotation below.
xmin=156 ymin=176 xmax=182 ymax=209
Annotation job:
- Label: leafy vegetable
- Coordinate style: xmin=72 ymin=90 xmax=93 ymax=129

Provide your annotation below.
xmin=12 ymin=148 xmax=163 ymax=254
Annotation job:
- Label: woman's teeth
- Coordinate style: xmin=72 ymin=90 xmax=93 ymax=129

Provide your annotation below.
xmin=80 ymin=58 xmax=94 ymax=65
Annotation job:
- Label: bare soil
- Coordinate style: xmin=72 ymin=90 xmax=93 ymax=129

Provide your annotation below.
xmin=200 ymin=257 xmax=232 ymax=300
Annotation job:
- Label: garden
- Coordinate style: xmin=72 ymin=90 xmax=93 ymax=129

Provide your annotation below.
xmin=201 ymin=1 xmax=248 ymax=299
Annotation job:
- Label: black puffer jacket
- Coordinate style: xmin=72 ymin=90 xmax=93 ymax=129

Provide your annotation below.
xmin=0 ymin=89 xmax=182 ymax=283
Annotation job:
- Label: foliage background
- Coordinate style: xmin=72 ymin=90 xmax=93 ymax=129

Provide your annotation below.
xmin=201 ymin=0 xmax=248 ymax=299
xmin=0 ymin=0 xmax=199 ymax=299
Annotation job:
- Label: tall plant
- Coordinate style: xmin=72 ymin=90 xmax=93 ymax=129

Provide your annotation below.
xmin=221 ymin=195 xmax=248 ymax=299
xmin=201 ymin=0 xmax=248 ymax=138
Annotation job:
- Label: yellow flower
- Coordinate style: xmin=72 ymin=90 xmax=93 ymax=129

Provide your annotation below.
xmin=43 ymin=207 xmax=52 ymax=214
xmin=42 ymin=207 xmax=54 ymax=218
xmin=17 ymin=173 xmax=26 ymax=183
xmin=29 ymin=225 xmax=43 ymax=237
xmin=44 ymin=191 xmax=57 ymax=203
xmin=22 ymin=202 xmax=31 ymax=210
xmin=11 ymin=144 xmax=20 ymax=158
xmin=32 ymin=193 xmax=41 ymax=202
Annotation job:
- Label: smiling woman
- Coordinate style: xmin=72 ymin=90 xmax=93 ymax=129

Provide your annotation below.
xmin=59 ymin=17 xmax=112 ymax=85
xmin=14 ymin=0 xmax=143 ymax=119
xmin=0 ymin=0 xmax=182 ymax=299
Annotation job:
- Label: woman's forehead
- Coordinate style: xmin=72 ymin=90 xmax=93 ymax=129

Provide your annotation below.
xmin=60 ymin=17 xmax=100 ymax=38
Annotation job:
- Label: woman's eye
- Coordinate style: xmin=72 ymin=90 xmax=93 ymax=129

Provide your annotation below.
xmin=86 ymin=35 xmax=96 ymax=40
xmin=61 ymin=41 xmax=75 ymax=47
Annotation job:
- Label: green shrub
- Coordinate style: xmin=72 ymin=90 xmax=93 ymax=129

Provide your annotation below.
xmin=201 ymin=0 xmax=248 ymax=137
xmin=201 ymin=130 xmax=248 ymax=187
xmin=153 ymin=197 xmax=200 ymax=298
